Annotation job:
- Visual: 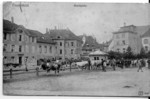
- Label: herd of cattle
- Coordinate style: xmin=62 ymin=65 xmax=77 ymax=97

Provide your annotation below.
xmin=37 ymin=58 xmax=149 ymax=75
xmin=4 ymin=58 xmax=150 ymax=75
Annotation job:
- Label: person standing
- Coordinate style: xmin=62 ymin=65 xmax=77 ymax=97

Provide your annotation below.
xmin=137 ymin=59 xmax=143 ymax=72
xmin=101 ymin=59 xmax=106 ymax=72
xmin=148 ymin=59 xmax=150 ymax=69
xmin=112 ymin=59 xmax=116 ymax=71
xmin=25 ymin=57 xmax=28 ymax=71
xmin=88 ymin=59 xmax=91 ymax=70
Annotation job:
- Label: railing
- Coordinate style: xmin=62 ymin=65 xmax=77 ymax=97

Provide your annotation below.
xmin=3 ymin=65 xmax=84 ymax=79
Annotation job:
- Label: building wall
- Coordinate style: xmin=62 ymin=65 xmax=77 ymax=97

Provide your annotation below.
xmin=3 ymin=27 xmax=37 ymax=66
xmin=111 ymin=32 xmax=140 ymax=54
xmin=53 ymin=39 xmax=82 ymax=60
xmin=3 ymin=27 xmax=57 ymax=67
xmin=142 ymin=37 xmax=150 ymax=52
xmin=36 ymin=43 xmax=57 ymax=60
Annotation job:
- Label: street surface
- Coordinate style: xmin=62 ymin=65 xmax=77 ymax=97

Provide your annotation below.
xmin=3 ymin=67 xmax=150 ymax=96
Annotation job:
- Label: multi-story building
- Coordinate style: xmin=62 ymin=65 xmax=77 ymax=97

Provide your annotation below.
xmin=141 ymin=29 xmax=150 ymax=52
xmin=3 ymin=19 xmax=57 ymax=67
xmin=109 ymin=25 xmax=141 ymax=54
xmin=45 ymin=29 xmax=82 ymax=60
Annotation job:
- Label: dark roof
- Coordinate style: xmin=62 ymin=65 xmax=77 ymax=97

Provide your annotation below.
xmin=78 ymin=35 xmax=102 ymax=49
xmin=113 ymin=25 xmax=150 ymax=35
xmin=47 ymin=29 xmax=82 ymax=42
xmin=37 ymin=36 xmax=56 ymax=44
xmin=3 ymin=19 xmax=55 ymax=44
xmin=3 ymin=19 xmax=18 ymax=32
xmin=3 ymin=19 xmax=38 ymax=37
xmin=141 ymin=28 xmax=150 ymax=37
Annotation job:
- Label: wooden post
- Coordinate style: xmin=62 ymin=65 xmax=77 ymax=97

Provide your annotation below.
xmin=10 ymin=68 xmax=12 ymax=79
xmin=70 ymin=62 xmax=71 ymax=72
xmin=36 ymin=67 xmax=39 ymax=76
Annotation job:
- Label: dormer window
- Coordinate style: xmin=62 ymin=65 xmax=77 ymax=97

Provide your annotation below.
xmin=57 ymin=36 xmax=61 ymax=39
xmin=18 ymin=29 xmax=23 ymax=33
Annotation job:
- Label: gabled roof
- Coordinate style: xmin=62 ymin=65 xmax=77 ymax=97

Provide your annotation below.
xmin=141 ymin=28 xmax=150 ymax=37
xmin=47 ymin=29 xmax=82 ymax=42
xmin=3 ymin=19 xmax=38 ymax=37
xmin=78 ymin=35 xmax=102 ymax=49
xmin=3 ymin=19 xmax=18 ymax=32
xmin=113 ymin=25 xmax=150 ymax=35
xmin=89 ymin=50 xmax=107 ymax=56
xmin=135 ymin=25 xmax=150 ymax=36
xmin=3 ymin=19 xmax=55 ymax=44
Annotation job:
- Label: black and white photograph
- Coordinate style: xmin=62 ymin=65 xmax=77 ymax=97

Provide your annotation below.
xmin=3 ymin=1 xmax=150 ymax=96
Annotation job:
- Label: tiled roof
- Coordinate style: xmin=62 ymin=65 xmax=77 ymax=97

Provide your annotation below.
xmin=3 ymin=19 xmax=18 ymax=32
xmin=135 ymin=25 xmax=150 ymax=36
xmin=113 ymin=25 xmax=150 ymax=35
xmin=47 ymin=29 xmax=82 ymax=42
xmin=3 ymin=19 xmax=55 ymax=44
xmin=37 ymin=35 xmax=55 ymax=44
xmin=141 ymin=28 xmax=150 ymax=37
xmin=78 ymin=35 xmax=102 ymax=49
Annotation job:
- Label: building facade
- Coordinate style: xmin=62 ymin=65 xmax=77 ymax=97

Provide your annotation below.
xmin=3 ymin=23 xmax=38 ymax=66
xmin=109 ymin=25 xmax=141 ymax=54
xmin=3 ymin=19 xmax=57 ymax=67
xmin=3 ymin=19 xmax=83 ymax=67
xmin=141 ymin=29 xmax=150 ymax=52
xmin=46 ymin=29 xmax=82 ymax=60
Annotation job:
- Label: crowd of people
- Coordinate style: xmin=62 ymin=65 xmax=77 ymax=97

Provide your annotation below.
xmin=88 ymin=58 xmax=150 ymax=72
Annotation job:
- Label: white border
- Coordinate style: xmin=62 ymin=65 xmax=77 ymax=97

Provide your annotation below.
xmin=1 ymin=0 xmax=149 ymax=99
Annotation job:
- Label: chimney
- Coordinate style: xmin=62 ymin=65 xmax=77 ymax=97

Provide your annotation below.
xmin=11 ymin=16 xmax=14 ymax=23
xmin=46 ymin=28 xmax=48 ymax=33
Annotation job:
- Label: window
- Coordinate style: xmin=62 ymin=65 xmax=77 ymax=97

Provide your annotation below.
xmin=71 ymin=42 xmax=74 ymax=46
xmin=116 ymin=41 xmax=120 ymax=45
xmin=97 ymin=57 xmax=99 ymax=60
xmin=60 ymin=42 xmax=62 ymax=46
xmin=145 ymin=46 xmax=148 ymax=51
xmin=18 ymin=29 xmax=23 ymax=33
xmin=122 ymin=33 xmax=125 ymax=38
xmin=49 ymin=46 xmax=52 ymax=53
xmin=32 ymin=37 xmax=34 ymax=42
xmin=116 ymin=34 xmax=120 ymax=39
xmin=4 ymin=33 xmax=7 ymax=40
xmin=94 ymin=57 xmax=97 ymax=60
xmin=19 ymin=35 xmax=22 ymax=41
xmin=39 ymin=46 xmax=42 ymax=53
xmin=32 ymin=46 xmax=35 ymax=53
xmin=25 ymin=45 xmax=29 ymax=53
xmin=11 ymin=45 xmax=15 ymax=52
xmin=71 ymin=49 xmax=74 ymax=54
xmin=11 ymin=56 xmax=14 ymax=63
xmin=122 ymin=40 xmax=126 ymax=45
xmin=3 ymin=56 xmax=7 ymax=64
xmin=144 ymin=39 xmax=148 ymax=44
xmin=3 ymin=44 xmax=7 ymax=52
xmin=19 ymin=45 xmax=22 ymax=52
xmin=60 ymin=49 xmax=62 ymax=54
xmin=45 ymin=46 xmax=47 ymax=53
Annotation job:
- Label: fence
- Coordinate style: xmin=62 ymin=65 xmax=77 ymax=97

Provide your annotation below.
xmin=3 ymin=65 xmax=85 ymax=79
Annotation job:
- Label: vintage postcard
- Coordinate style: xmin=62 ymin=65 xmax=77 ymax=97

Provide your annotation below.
xmin=3 ymin=2 xmax=150 ymax=96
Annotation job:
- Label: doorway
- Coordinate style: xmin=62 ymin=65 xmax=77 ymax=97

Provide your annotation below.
xmin=19 ymin=56 xmax=22 ymax=65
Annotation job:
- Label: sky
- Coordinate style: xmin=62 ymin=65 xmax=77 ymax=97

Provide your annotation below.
xmin=3 ymin=2 xmax=150 ymax=43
